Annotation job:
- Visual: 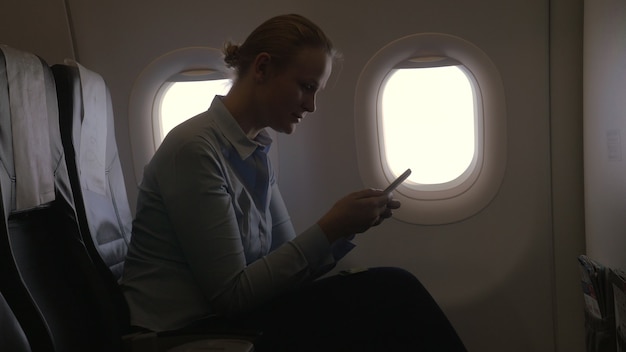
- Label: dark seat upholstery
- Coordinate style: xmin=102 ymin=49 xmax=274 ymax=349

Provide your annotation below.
xmin=0 ymin=46 xmax=125 ymax=352
xmin=0 ymin=290 xmax=31 ymax=352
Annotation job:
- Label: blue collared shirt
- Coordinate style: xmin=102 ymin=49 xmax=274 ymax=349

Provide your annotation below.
xmin=120 ymin=96 xmax=354 ymax=331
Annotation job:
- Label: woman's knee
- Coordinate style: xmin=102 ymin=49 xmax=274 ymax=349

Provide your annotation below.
xmin=360 ymin=267 xmax=426 ymax=292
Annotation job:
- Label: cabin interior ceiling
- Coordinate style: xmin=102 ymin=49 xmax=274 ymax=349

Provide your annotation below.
xmin=0 ymin=0 xmax=588 ymax=351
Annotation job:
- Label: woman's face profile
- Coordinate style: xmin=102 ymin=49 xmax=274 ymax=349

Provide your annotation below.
xmin=260 ymin=47 xmax=333 ymax=134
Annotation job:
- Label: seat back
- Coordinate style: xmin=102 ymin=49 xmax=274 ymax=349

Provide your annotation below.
xmin=52 ymin=62 xmax=132 ymax=282
xmin=52 ymin=62 xmax=132 ymax=335
xmin=0 ymin=46 xmax=124 ymax=352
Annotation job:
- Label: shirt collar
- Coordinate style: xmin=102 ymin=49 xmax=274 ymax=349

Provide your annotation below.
xmin=210 ymin=96 xmax=273 ymax=159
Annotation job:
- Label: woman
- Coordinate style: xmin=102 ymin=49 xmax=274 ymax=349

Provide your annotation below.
xmin=121 ymin=14 xmax=466 ymax=351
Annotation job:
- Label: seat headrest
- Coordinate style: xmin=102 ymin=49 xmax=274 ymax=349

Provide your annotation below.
xmin=63 ymin=59 xmax=108 ymax=196
xmin=0 ymin=45 xmax=55 ymax=211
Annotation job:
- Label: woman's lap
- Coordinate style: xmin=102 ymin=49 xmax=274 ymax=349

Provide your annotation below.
xmin=229 ymin=267 xmax=466 ymax=351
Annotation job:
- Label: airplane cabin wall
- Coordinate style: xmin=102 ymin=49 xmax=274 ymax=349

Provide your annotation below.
xmin=550 ymin=1 xmax=585 ymax=351
xmin=584 ymin=0 xmax=626 ymax=272
xmin=0 ymin=1 xmax=74 ymax=64
xmin=0 ymin=1 xmax=586 ymax=351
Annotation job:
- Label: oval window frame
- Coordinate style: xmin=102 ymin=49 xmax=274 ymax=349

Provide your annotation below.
xmin=128 ymin=47 xmax=230 ymax=184
xmin=354 ymin=33 xmax=507 ymax=225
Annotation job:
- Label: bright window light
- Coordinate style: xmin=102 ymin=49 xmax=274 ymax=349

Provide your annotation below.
xmin=354 ymin=33 xmax=506 ymax=224
xmin=381 ymin=66 xmax=475 ymax=184
xmin=159 ymin=79 xmax=231 ymax=140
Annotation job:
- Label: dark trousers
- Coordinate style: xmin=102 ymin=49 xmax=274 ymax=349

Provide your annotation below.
xmin=229 ymin=267 xmax=467 ymax=352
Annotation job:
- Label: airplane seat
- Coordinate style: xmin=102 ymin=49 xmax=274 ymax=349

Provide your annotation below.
xmin=51 ymin=61 xmax=258 ymax=352
xmin=51 ymin=62 xmax=131 ymax=282
xmin=0 ymin=291 xmax=32 ymax=352
xmin=51 ymin=62 xmax=132 ymax=336
xmin=0 ymin=45 xmax=126 ymax=352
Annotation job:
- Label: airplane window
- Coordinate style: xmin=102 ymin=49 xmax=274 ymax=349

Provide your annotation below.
xmin=381 ymin=65 xmax=475 ymax=185
xmin=128 ymin=47 xmax=232 ymax=185
xmin=159 ymin=79 xmax=231 ymax=141
xmin=355 ymin=33 xmax=506 ymax=224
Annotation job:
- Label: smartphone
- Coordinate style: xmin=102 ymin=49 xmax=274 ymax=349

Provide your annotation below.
xmin=383 ymin=168 xmax=411 ymax=194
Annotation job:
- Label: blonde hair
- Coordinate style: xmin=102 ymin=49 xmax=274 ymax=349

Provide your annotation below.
xmin=223 ymin=14 xmax=339 ymax=77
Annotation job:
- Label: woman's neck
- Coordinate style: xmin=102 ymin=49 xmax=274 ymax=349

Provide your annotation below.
xmin=221 ymin=84 xmax=264 ymax=140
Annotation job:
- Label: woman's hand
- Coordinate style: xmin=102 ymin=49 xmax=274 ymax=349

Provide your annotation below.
xmin=317 ymin=189 xmax=401 ymax=243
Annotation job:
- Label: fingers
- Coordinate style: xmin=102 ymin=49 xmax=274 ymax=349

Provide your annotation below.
xmin=351 ymin=188 xmax=385 ymax=199
xmin=385 ymin=196 xmax=401 ymax=209
xmin=318 ymin=189 xmax=403 ymax=243
xmin=372 ymin=202 xmax=394 ymax=227
xmin=361 ymin=190 xmax=402 ymax=227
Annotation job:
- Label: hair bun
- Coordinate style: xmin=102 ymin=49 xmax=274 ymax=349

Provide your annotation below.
xmin=223 ymin=42 xmax=240 ymax=69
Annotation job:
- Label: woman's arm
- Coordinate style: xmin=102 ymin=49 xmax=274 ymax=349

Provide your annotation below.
xmin=163 ymin=140 xmax=336 ymax=317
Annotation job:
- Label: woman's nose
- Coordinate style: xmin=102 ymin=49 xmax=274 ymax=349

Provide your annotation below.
xmin=303 ymin=94 xmax=316 ymax=113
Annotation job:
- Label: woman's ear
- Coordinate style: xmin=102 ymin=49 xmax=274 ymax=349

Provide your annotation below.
xmin=252 ymin=52 xmax=272 ymax=83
